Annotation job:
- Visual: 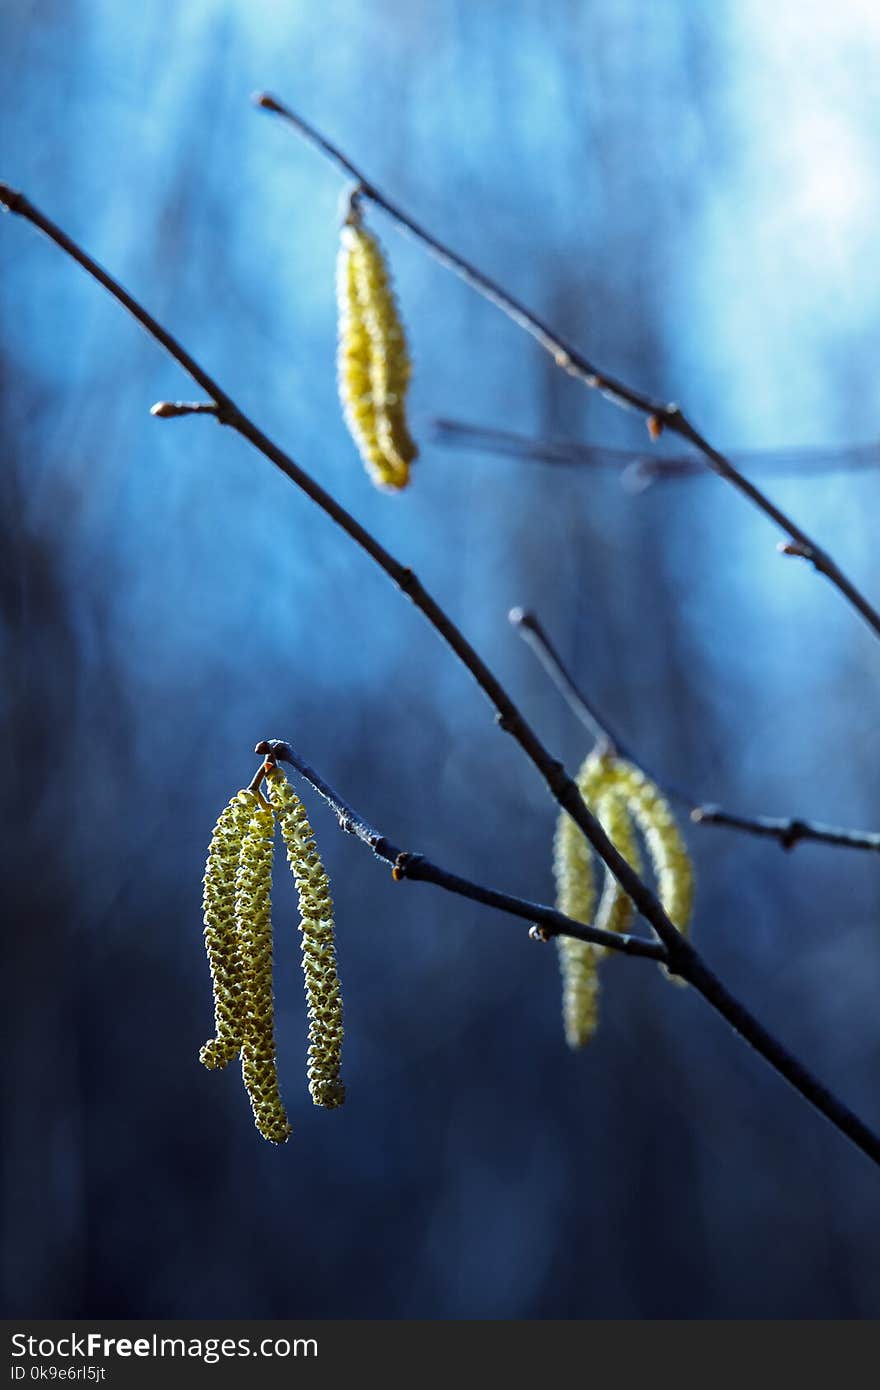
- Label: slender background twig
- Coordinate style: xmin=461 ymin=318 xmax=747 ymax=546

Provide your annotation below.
xmin=431 ymin=417 xmax=880 ymax=489
xmin=3 ymin=177 xmax=880 ymax=1165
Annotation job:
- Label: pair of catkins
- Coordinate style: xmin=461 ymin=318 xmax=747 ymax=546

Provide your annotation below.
xmin=553 ymin=747 xmax=694 ymax=1048
xmin=200 ymin=763 xmax=344 ymax=1143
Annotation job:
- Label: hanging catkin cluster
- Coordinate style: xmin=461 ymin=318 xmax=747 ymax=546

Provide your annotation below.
xmin=200 ymin=765 xmax=345 ymax=1141
xmin=265 ymin=766 xmax=345 ymax=1110
xmin=336 ymin=205 xmax=417 ymax=490
xmin=552 ymin=748 xmax=694 ymax=1049
xmin=200 ymin=791 xmax=292 ymax=1143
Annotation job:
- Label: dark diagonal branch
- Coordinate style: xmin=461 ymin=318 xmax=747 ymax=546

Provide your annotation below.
xmin=512 ymin=606 xmax=880 ymax=854
xmin=4 ymin=182 xmax=880 ymax=1166
xmin=253 ymin=740 xmax=664 ymax=961
xmin=256 ymin=92 xmax=880 ymax=642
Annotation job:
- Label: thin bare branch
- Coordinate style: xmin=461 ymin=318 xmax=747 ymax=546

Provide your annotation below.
xmin=691 ymin=805 xmax=880 ymax=854
xmin=256 ymin=93 xmax=880 ymax=642
xmin=4 ymin=179 xmax=880 ymax=1166
xmin=150 ymin=399 xmax=221 ymax=420
xmin=513 ymin=606 xmax=880 ymax=854
xmin=253 ymin=740 xmax=664 ymax=961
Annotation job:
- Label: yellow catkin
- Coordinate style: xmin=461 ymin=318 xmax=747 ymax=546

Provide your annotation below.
xmin=199 ymin=793 xmax=253 ymax=1071
xmin=607 ymin=762 xmax=694 ymax=984
xmin=607 ymin=762 xmax=694 ymax=933
xmin=553 ymin=749 xmax=619 ymax=1049
xmin=235 ymin=793 xmax=292 ymax=1144
xmin=592 ymin=785 xmax=643 ymax=942
xmin=337 ymin=216 xmax=417 ymax=490
xmin=265 ymin=767 xmax=345 ymax=1110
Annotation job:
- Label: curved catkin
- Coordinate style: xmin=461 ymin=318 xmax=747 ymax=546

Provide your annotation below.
xmin=265 ymin=766 xmax=345 ymax=1110
xmin=593 ymin=785 xmax=642 ymax=942
xmin=199 ymin=792 xmax=253 ymax=1071
xmin=553 ymin=749 xmax=619 ymax=1050
xmin=610 ymin=762 xmax=694 ymax=935
xmin=337 ymin=216 xmax=417 ymax=491
xmin=235 ymin=794 xmax=292 ymax=1144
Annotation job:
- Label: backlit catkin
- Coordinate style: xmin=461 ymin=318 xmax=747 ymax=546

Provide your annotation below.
xmin=552 ymin=749 xmax=693 ymax=1046
xmin=337 ymin=213 xmax=417 ymax=490
xmin=200 ymin=792 xmax=253 ymax=1070
xmin=235 ymin=793 xmax=292 ymax=1144
xmin=605 ymin=760 xmax=694 ymax=944
xmin=553 ymin=749 xmax=620 ymax=1049
xmin=592 ymin=785 xmax=642 ymax=941
xmin=265 ymin=766 xmax=345 ymax=1110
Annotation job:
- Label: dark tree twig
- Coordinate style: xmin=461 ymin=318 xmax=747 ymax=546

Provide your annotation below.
xmin=252 ymin=741 xmax=663 ymax=960
xmin=690 ymin=805 xmax=880 ymax=854
xmin=4 ymin=182 xmax=880 ymax=1167
xmin=511 ymin=607 xmax=880 ymax=854
xmin=256 ymin=91 xmax=880 ymax=642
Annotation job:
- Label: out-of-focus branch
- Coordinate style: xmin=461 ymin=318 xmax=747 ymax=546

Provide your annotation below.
xmin=5 ymin=181 xmax=880 ymax=1166
xmin=253 ymin=740 xmax=664 ymax=960
xmin=431 ymin=418 xmax=880 ymax=490
xmin=512 ymin=607 xmax=880 ymax=854
xmin=256 ymin=91 xmax=880 ymax=642
xmin=690 ymin=805 xmax=880 ymax=854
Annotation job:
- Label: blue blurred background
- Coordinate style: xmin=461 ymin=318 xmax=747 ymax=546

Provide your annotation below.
xmin=3 ymin=0 xmax=880 ymax=1318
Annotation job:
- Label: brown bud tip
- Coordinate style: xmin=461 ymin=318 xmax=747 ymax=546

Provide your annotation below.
xmin=529 ymin=923 xmax=552 ymax=943
xmin=252 ymin=92 xmax=283 ymax=113
xmin=392 ymin=865 xmax=404 ymax=882
xmin=646 ymin=414 xmax=664 ymax=441
xmin=150 ymin=401 xmax=177 ymax=418
xmin=254 ymin=740 xmax=272 ymax=756
xmin=778 ymin=540 xmax=812 ymax=559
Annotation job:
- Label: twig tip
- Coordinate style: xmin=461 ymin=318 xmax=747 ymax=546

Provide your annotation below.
xmin=252 ymin=91 xmax=283 ymax=114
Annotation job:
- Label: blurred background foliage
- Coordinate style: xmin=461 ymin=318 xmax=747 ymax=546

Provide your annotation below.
xmin=3 ymin=0 xmax=880 ymax=1318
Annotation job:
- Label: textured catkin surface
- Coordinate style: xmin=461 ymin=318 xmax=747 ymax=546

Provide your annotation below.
xmin=610 ymin=762 xmax=694 ymax=935
xmin=593 ymin=785 xmax=642 ymax=938
xmin=235 ymin=794 xmax=292 ymax=1144
xmin=337 ymin=219 xmax=417 ymax=489
xmin=553 ymin=749 xmax=616 ymax=1048
xmin=199 ymin=792 xmax=253 ymax=1070
xmin=553 ymin=748 xmax=693 ymax=1045
xmin=266 ymin=766 xmax=345 ymax=1110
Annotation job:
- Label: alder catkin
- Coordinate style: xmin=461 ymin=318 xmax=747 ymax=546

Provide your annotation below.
xmin=265 ymin=766 xmax=346 ymax=1110
xmin=592 ymin=785 xmax=642 ymax=941
xmin=235 ymin=793 xmax=292 ymax=1144
xmin=609 ymin=761 xmax=694 ymax=943
xmin=553 ymin=749 xmax=619 ymax=1049
xmin=199 ymin=792 xmax=253 ymax=1071
xmin=337 ymin=213 xmax=417 ymax=491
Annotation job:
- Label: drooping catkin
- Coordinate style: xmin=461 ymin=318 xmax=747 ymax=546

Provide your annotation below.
xmin=607 ymin=760 xmax=694 ymax=942
xmin=592 ymin=785 xmax=643 ymax=941
xmin=337 ymin=212 xmax=417 ymax=491
xmin=553 ymin=749 xmax=621 ymax=1049
xmin=265 ymin=766 xmax=345 ymax=1110
xmin=235 ymin=793 xmax=292 ymax=1144
xmin=200 ymin=792 xmax=254 ymax=1070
